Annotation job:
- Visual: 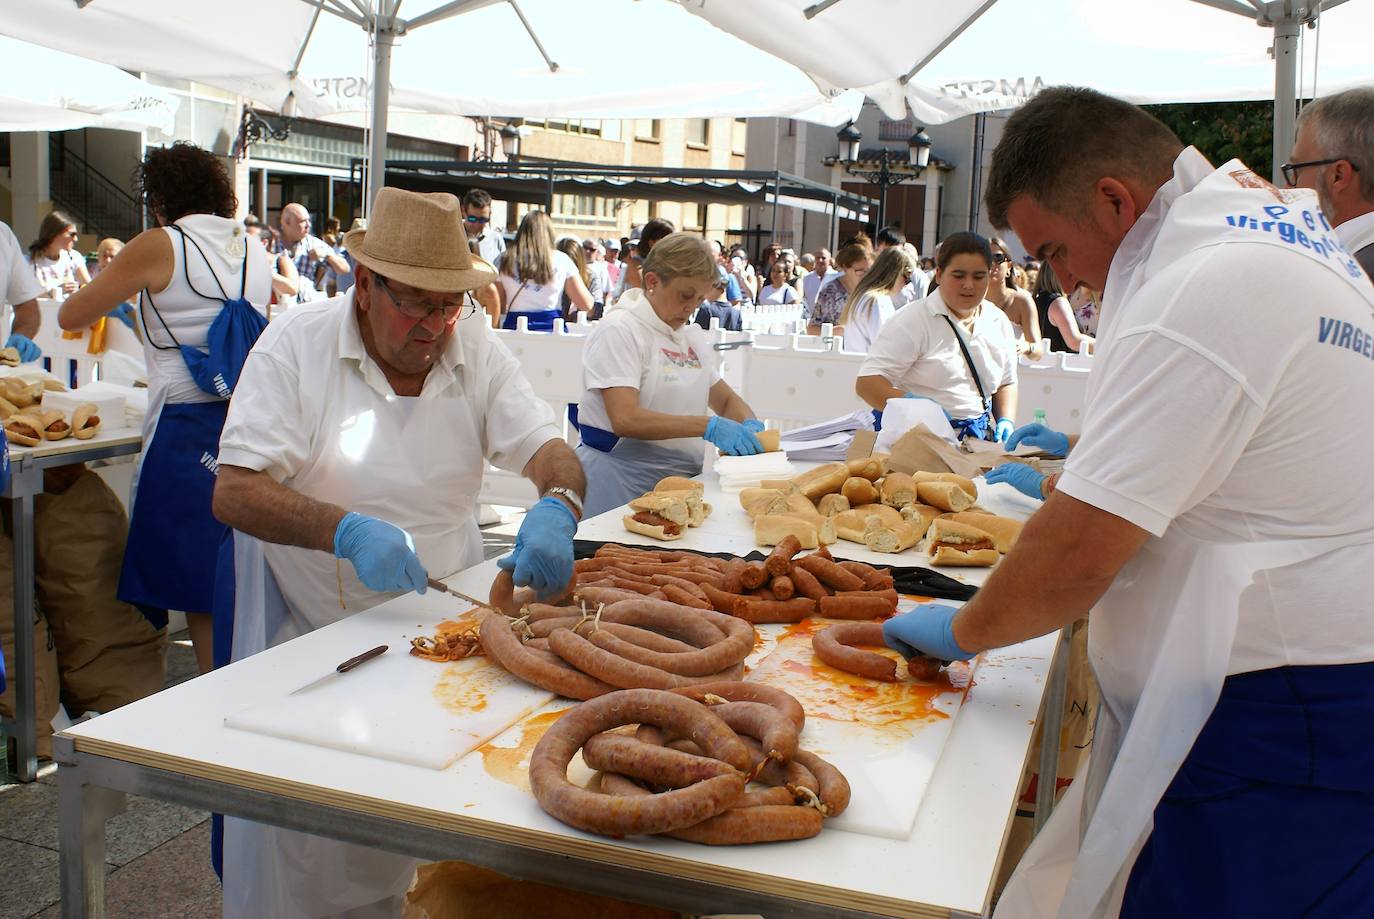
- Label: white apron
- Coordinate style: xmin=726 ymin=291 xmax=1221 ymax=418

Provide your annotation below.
xmin=578 ymin=294 xmax=715 ymax=517
xmin=224 ymin=338 xmax=488 ymax=919
xmin=996 ymin=152 xmax=1374 ymax=919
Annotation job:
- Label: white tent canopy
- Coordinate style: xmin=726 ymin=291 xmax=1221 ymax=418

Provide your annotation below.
xmin=0 ymin=35 xmax=178 ymax=135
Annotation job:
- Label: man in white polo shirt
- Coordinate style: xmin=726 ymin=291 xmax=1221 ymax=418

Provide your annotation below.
xmin=0 ymin=220 xmax=43 ymax=361
xmin=800 ymin=246 xmax=840 ymax=313
xmin=885 ymin=88 xmax=1374 ymax=918
xmin=212 ymin=187 xmax=585 ymax=919
xmin=1287 ymin=85 xmax=1374 ymax=281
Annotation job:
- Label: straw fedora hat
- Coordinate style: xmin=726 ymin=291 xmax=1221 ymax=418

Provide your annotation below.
xmin=343 ymin=187 xmax=497 ymax=292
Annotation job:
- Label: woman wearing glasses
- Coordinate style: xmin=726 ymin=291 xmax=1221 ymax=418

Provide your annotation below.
xmin=835 ymin=246 xmax=913 ymax=354
xmin=59 ymin=142 xmax=272 ymax=674
xmin=497 ymin=210 xmax=594 ymax=331
xmin=986 ymin=236 xmax=1044 ymax=359
xmin=28 ymin=210 xmax=91 ymax=298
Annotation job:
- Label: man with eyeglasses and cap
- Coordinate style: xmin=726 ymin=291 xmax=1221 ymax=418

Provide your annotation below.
xmin=212 ymin=187 xmax=584 ymax=919
xmin=461 ymin=186 xmax=506 ymax=267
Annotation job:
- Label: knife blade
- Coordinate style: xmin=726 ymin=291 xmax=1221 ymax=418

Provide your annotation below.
xmin=288 ymin=644 xmax=389 ymax=695
xmin=426 ymin=576 xmax=497 ymax=612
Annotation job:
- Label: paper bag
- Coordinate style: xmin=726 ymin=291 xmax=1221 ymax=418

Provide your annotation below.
xmin=404 ymin=862 xmax=678 ymax=919
xmin=885 ymin=425 xmax=984 ymax=479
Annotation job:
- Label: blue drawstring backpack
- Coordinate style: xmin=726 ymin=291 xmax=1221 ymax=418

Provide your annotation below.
xmin=142 ymin=226 xmax=267 ymax=399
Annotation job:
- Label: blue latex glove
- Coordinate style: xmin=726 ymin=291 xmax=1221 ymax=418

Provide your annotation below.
xmin=902 ymin=393 xmax=952 ymax=420
xmin=107 ymin=302 xmax=137 ymax=329
xmin=4 ymin=334 xmax=40 ymax=363
xmin=333 ymin=511 xmax=428 ymax=594
xmin=986 ymin=463 xmax=1048 ymax=500
xmin=497 ymin=496 xmax=577 ymax=597
xmin=995 ymin=417 xmax=1016 ymax=443
xmin=704 ymin=416 xmax=762 ymax=455
xmin=1006 ymin=422 xmax=1069 ymax=457
xmin=883 ymin=603 xmax=975 ymax=662
xmin=742 ymin=418 xmax=765 ymax=434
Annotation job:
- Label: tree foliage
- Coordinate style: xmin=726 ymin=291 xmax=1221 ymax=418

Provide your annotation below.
xmin=1143 ymin=101 xmax=1275 ymax=177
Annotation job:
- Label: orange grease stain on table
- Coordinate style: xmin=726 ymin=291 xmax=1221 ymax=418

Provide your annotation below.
xmin=477 ymin=709 xmax=568 ymax=792
xmin=744 ymin=619 xmax=972 ymax=727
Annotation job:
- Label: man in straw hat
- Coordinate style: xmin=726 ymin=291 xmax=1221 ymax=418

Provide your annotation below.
xmin=212 ymin=187 xmax=585 ymax=918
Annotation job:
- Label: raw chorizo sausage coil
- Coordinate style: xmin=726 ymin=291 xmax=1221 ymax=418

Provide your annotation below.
xmin=703 ymin=700 xmax=800 ymax=763
xmin=793 ymin=555 xmax=865 ymax=591
xmin=670 ymin=681 xmax=806 ymax=731
xmin=599 ymin=774 xmax=824 ymax=845
xmin=582 ymin=620 xmax=751 ymax=677
xmin=527 ymin=618 xmax=701 ymax=655
xmin=813 ymin=622 xmax=898 ymax=682
xmin=529 ymin=689 xmax=748 ymax=836
xmin=547 ymin=628 xmax=744 ymax=690
xmin=479 ymin=613 xmax=616 ymax=700
xmin=818 ymin=594 xmax=896 ymax=620
xmin=790 ymin=749 xmax=851 ymax=817
xmin=581 ymin=732 xmax=737 ymax=787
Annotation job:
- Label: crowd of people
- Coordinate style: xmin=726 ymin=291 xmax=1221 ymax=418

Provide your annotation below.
xmin=1 ymin=80 xmax=1373 ymax=919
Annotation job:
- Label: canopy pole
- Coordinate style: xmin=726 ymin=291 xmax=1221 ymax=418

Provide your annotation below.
xmin=366 ymin=19 xmax=396 ymax=210
xmin=1271 ymin=4 xmax=1302 ymax=184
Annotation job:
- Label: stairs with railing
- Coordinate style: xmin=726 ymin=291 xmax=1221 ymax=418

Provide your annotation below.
xmin=48 ymin=136 xmax=142 ymax=242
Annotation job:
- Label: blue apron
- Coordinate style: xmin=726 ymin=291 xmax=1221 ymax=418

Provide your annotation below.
xmin=118 ymin=401 xmax=230 ymax=618
xmin=502 ymin=309 xmax=563 ymax=332
xmin=1121 ymin=661 xmax=1374 ymax=917
xmin=576 ymin=429 xmax=703 ymax=518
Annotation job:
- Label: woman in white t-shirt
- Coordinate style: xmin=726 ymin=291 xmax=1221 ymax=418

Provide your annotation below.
xmin=28 ymin=209 xmax=91 ymax=298
xmin=757 ymin=261 xmax=801 ymax=305
xmin=59 ymin=143 xmax=272 ymax=674
xmin=497 ymin=210 xmax=592 ymax=331
xmin=856 ymin=232 xmax=1020 ymax=443
xmin=576 ymin=233 xmax=765 ymax=517
xmin=836 ymin=246 xmax=911 ymax=354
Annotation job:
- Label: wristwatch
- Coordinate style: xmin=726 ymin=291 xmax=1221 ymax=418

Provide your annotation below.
xmin=543 ymin=486 xmax=584 ymax=520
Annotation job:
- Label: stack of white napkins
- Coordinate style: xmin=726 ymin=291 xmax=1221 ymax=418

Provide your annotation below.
xmin=778 ymin=409 xmax=875 ymax=461
xmin=712 ymin=452 xmax=796 ymax=493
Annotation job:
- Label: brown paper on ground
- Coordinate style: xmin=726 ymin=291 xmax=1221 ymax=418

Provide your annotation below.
xmin=404 ymin=862 xmax=678 ymax=919
xmin=884 ymin=424 xmax=984 ymax=479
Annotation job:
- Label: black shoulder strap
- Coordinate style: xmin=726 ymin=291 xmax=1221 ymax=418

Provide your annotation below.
xmin=941 ymin=313 xmax=991 ymax=412
xmin=141 ymin=224 xmax=251 ymax=351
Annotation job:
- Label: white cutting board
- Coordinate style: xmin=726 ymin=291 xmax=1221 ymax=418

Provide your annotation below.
xmin=224 ymin=612 xmax=554 ymax=771
xmin=745 ymin=605 xmax=977 ymax=840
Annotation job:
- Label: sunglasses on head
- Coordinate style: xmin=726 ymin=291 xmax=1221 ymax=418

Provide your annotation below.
xmin=464 ymin=215 xmax=490 ymax=225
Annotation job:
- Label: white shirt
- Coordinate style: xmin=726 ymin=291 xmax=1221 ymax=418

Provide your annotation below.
xmin=472 ymin=227 xmax=506 ymax=267
xmin=839 ymin=291 xmax=894 ymax=354
xmin=756 ymin=283 xmax=799 ymax=306
xmin=499 ymin=249 xmax=577 ymax=314
xmin=30 ymin=247 xmax=82 ymax=298
xmin=801 ymin=268 xmax=841 ymax=311
xmin=219 ymin=291 xmax=561 ymax=640
xmin=1337 ymin=209 xmax=1374 ymax=257
xmin=0 ymin=222 xmax=42 ymax=308
xmin=589 ymin=259 xmax=611 ymax=303
xmin=1059 ymin=147 xmax=1374 ymax=674
xmin=891 ymin=269 xmax=929 ymax=308
xmin=578 ymin=288 xmax=724 ymax=463
xmin=860 ymin=288 xmax=1019 ymax=418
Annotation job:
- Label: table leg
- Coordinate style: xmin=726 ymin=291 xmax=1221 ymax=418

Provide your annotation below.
xmin=8 ymin=463 xmax=42 ymax=782
xmin=57 ymin=753 xmax=124 ymax=919
xmin=1032 ymin=627 xmax=1073 ymax=834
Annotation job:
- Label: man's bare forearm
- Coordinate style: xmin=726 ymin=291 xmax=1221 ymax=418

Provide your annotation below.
xmin=11 ymin=300 xmax=39 ymax=338
xmin=213 ymin=464 xmax=345 ymax=552
xmin=523 ymin=439 xmax=586 ymax=517
xmin=951 ymin=491 xmax=1149 ymax=652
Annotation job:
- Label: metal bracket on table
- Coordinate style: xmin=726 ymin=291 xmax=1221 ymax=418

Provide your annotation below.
xmin=712 ymin=340 xmax=754 ymax=352
xmin=1033 ymin=627 xmax=1074 ymax=834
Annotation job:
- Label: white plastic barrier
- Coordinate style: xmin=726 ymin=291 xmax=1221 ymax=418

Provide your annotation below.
xmin=1017 ymin=350 xmax=1092 ymax=435
xmin=32 ymin=298 xmax=145 ymax=386
xmin=738 ymin=302 xmax=805 ymax=333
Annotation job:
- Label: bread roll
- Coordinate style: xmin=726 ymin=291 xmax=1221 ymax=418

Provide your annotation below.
xmin=39 ymin=409 xmax=70 ymax=441
xmin=759 ymin=479 xmax=800 ymax=494
xmin=833 ymin=504 xmax=904 ymax=543
xmin=0 ymin=347 xmax=19 ymax=367
xmin=655 ymin=476 xmax=703 ymax=494
xmin=793 ymin=462 xmax=850 ymax=500
xmin=756 ymin=429 xmax=781 ymax=453
xmin=942 ymin=512 xmax=1023 ymax=553
xmin=845 ymin=456 xmax=887 ymax=481
xmin=72 ymin=404 xmax=101 ymax=440
xmin=899 ymin=503 xmax=941 ymax=535
xmin=817 ymin=493 xmax=851 ymax=517
xmin=879 ymin=472 xmax=917 ymax=509
xmin=863 ymin=516 xmax=925 ymax=553
xmin=657 ymin=488 xmax=708 ymax=527
xmin=739 ymin=488 xmax=790 ymax=518
xmin=916 ymin=481 xmax=973 ymax=513
xmin=4 ymin=413 xmax=43 ymax=447
xmin=628 ymin=493 xmax=690 ymax=526
xmin=912 ymin=470 xmax=978 ymax=499
xmin=925 ymin=518 xmax=997 ymax=566
xmin=754 ymin=514 xmax=820 ymax=549
xmin=929 ymin=545 xmax=998 ymax=567
xmin=0 ymin=395 xmax=19 ymax=420
xmin=841 ymin=476 xmax=879 ymax=506
xmin=623 ymin=514 xmax=684 ymax=541
xmin=783 ymin=495 xmax=836 ymax=544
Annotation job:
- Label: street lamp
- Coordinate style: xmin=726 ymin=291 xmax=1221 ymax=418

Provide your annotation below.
xmin=500 ymin=122 xmax=522 ymax=159
xmin=830 ymin=122 xmax=932 ymax=231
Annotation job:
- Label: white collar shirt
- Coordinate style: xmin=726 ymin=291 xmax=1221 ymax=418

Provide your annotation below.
xmin=858 ymin=288 xmax=1018 ymax=418
xmin=219 ymin=290 xmax=561 ymax=640
xmin=1 ymin=221 xmax=42 ymax=307
xmin=472 ymin=227 xmax=506 ymax=267
xmin=1337 ymin=209 xmax=1374 ymax=256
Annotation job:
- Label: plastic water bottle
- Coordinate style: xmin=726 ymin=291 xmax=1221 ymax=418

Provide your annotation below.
xmin=1033 ymin=408 xmax=1048 ymax=427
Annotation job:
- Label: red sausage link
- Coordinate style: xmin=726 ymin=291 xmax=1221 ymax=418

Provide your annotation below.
xmin=670 ymin=681 xmax=806 ymax=731
xmin=479 ymin=613 xmax=615 ymax=700
xmin=812 ymin=622 xmax=897 ymax=682
xmin=793 ymin=555 xmax=865 ymax=591
xmin=818 ymin=595 xmax=896 ymax=620
xmin=791 ymin=749 xmax=851 ymax=817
